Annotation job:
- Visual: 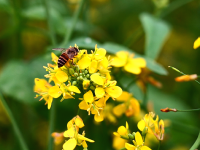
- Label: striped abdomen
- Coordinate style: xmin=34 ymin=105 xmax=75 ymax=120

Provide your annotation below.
xmin=58 ymin=53 xmax=69 ymax=68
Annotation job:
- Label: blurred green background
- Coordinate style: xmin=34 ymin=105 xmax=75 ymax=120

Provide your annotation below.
xmin=0 ymin=0 xmax=200 ymax=150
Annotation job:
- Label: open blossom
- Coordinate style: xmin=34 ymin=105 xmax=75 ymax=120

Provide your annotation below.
xmin=34 ymin=45 xmax=122 ymax=122
xmin=59 ymin=116 xmax=95 ymax=150
xmin=111 ymin=51 xmax=146 ymax=75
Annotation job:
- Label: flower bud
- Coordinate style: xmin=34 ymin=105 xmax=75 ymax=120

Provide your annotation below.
xmin=83 ymin=80 xmax=90 ymax=90
xmin=79 ymin=76 xmax=83 ymax=80
xmin=128 ymin=133 xmax=134 ymax=140
xmin=79 ymin=73 xmax=83 ymax=76
xmin=142 ymin=127 xmax=148 ymax=137
xmin=84 ymin=70 xmax=88 ymax=74
xmin=72 ymin=81 xmax=77 ymax=85
xmin=68 ymin=76 xmax=71 ymax=81
xmin=74 ymin=72 xmax=78 ymax=77
xmin=75 ymin=65 xmax=79 ymax=72
xmin=90 ymin=85 xmax=95 ymax=90
xmin=77 ymin=77 xmax=80 ymax=80
xmin=69 ymin=68 xmax=75 ymax=75
xmin=86 ymin=74 xmax=90 ymax=78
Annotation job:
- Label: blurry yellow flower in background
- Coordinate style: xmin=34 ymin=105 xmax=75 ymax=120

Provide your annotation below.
xmin=111 ymin=51 xmax=146 ymax=75
xmin=193 ymin=37 xmax=200 ymax=49
xmin=113 ymin=91 xmax=140 ymax=117
xmin=175 ymin=74 xmax=198 ymax=82
xmin=125 ymin=132 xmax=151 ymax=150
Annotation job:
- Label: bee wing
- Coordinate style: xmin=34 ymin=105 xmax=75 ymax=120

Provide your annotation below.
xmin=52 ymin=48 xmax=66 ymax=52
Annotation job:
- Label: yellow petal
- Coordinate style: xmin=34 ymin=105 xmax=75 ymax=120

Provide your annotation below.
xmin=79 ymin=100 xmax=89 ymax=110
xmin=77 ymin=134 xmax=95 ymax=143
xmin=63 ymin=92 xmax=74 ymax=100
xmin=125 ymin=143 xmax=136 ymax=150
xmin=98 ymin=57 xmax=108 ymax=70
xmin=113 ymin=104 xmax=126 ymax=117
xmin=63 ymin=138 xmax=77 ymax=150
xmin=68 ymin=86 xmax=81 ymax=93
xmin=130 ymin=58 xmax=146 ymax=67
xmin=51 ymin=52 xmax=59 ymax=64
xmin=83 ymin=80 xmax=90 ymax=90
xmin=48 ymin=86 xmax=62 ymax=98
xmin=194 ymin=37 xmax=200 ymax=49
xmin=84 ymin=90 xmax=94 ymax=103
xmin=135 ymin=132 xmax=143 ymax=146
xmin=111 ymin=56 xmax=126 ymax=67
xmin=75 ymin=116 xmax=84 ymax=128
xmin=113 ymin=136 xmax=127 ymax=149
xmin=106 ymin=86 xmax=122 ymax=98
xmin=55 ymin=70 xmax=68 ymax=82
xmin=95 ymin=48 xmax=106 ymax=60
xmin=34 ymin=78 xmax=50 ymax=92
xmin=45 ymin=96 xmax=53 ymax=109
xmin=116 ymin=51 xmax=129 ymax=60
xmin=116 ymin=91 xmax=132 ymax=102
xmin=94 ymin=110 xmax=104 ymax=122
xmin=126 ymin=121 xmax=129 ymax=130
xmin=137 ymin=120 xmax=145 ymax=132
xmin=63 ymin=127 xmax=75 ymax=137
xmin=117 ymin=126 xmax=127 ymax=136
xmin=95 ymin=87 xmax=105 ymax=98
xmin=77 ymin=55 xmax=91 ymax=69
xmin=89 ymin=60 xmax=98 ymax=73
xmin=90 ymin=73 xmax=104 ymax=85
xmin=124 ymin=63 xmax=141 ymax=74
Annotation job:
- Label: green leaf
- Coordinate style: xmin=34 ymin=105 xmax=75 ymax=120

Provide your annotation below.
xmin=0 ymin=56 xmax=50 ymax=104
xmin=140 ymin=13 xmax=170 ymax=60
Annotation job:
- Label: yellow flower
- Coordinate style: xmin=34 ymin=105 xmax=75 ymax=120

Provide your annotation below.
xmin=137 ymin=112 xmax=165 ymax=141
xmin=113 ymin=91 xmax=140 ymax=117
xmin=34 ymin=78 xmax=62 ymax=109
xmin=125 ymin=132 xmax=151 ymax=150
xmin=111 ymin=51 xmax=146 ymax=74
xmin=193 ymin=37 xmax=200 ymax=49
xmin=113 ymin=121 xmax=129 ymax=138
xmin=63 ymin=116 xmax=94 ymax=150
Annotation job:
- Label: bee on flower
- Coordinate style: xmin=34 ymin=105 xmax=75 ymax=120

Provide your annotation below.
xmin=34 ymin=45 xmax=122 ymax=123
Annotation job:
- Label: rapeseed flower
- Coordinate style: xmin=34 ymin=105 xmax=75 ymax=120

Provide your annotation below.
xmin=34 ymin=45 xmax=122 ymax=122
xmin=113 ymin=121 xmax=129 ymax=138
xmin=194 ymin=37 xmax=200 ymax=49
xmin=62 ymin=115 xmax=94 ymax=150
xmin=111 ymin=51 xmax=146 ymax=75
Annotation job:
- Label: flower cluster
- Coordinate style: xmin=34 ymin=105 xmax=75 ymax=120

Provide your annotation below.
xmin=34 ymin=45 xmax=122 ymax=122
xmin=111 ymin=51 xmax=146 ymax=75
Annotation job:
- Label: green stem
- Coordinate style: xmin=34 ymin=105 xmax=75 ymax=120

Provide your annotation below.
xmin=169 ymin=66 xmax=200 ymax=85
xmin=157 ymin=140 xmax=161 ymax=150
xmin=61 ymin=0 xmax=86 ymax=47
xmin=190 ymin=131 xmax=200 ymax=150
xmin=48 ymin=100 xmax=56 ymax=150
xmin=43 ymin=0 xmax=57 ymax=46
xmin=119 ymin=148 xmax=126 ymax=150
xmin=0 ymin=92 xmax=29 ymax=150
xmin=177 ymin=108 xmax=200 ymax=112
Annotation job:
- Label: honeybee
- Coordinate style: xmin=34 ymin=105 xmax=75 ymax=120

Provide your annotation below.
xmin=52 ymin=47 xmax=79 ymax=68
